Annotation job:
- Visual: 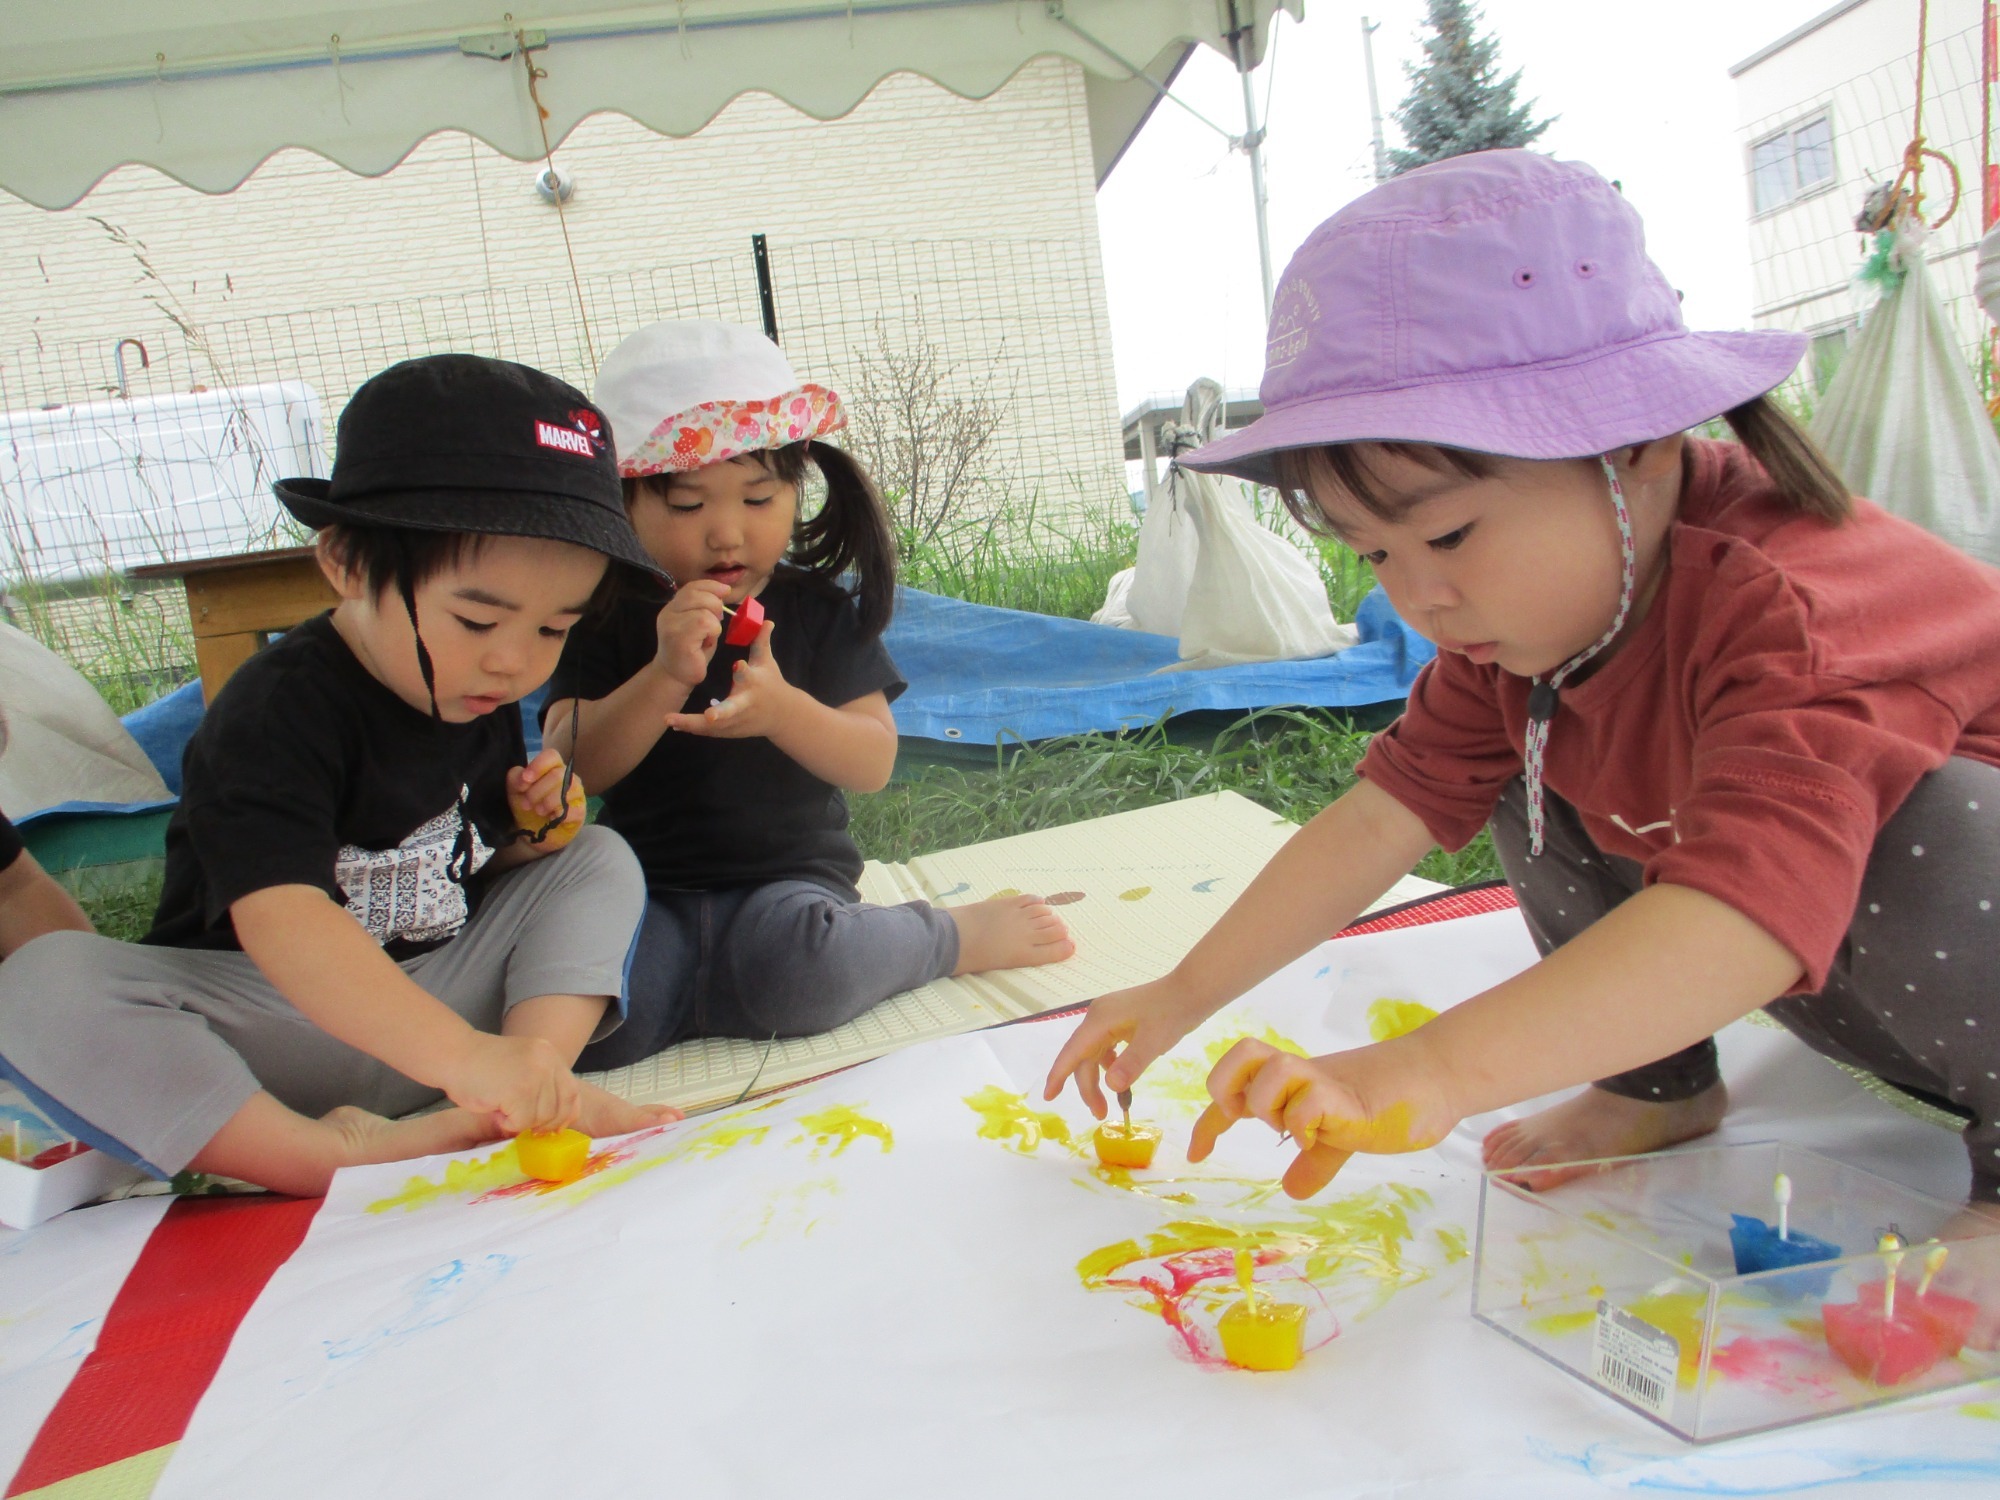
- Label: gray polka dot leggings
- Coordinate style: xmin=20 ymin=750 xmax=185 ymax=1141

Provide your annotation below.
xmin=1490 ymin=757 xmax=2000 ymax=1203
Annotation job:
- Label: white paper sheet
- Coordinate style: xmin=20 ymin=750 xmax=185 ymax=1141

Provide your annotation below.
xmin=150 ymin=911 xmax=2000 ymax=1499
xmin=0 ymin=1196 xmax=171 ymax=1479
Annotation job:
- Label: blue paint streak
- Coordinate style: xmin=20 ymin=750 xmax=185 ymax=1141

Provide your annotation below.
xmin=298 ymin=1254 xmax=519 ymax=1390
xmin=933 ymin=881 xmax=971 ymax=901
xmin=1192 ymin=878 xmax=1221 ymax=893
xmin=1531 ymin=1437 xmax=2000 ymax=1494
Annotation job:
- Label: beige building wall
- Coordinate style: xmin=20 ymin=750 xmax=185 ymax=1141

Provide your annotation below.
xmin=0 ymin=57 xmax=1126 ymax=563
xmin=1733 ymin=0 xmax=1990 ymax=381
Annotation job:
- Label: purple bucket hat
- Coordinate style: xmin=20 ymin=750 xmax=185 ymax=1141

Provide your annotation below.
xmin=1184 ymin=150 xmax=1806 ymax=485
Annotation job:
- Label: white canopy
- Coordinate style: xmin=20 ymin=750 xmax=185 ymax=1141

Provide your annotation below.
xmin=0 ymin=0 xmax=1296 ymax=209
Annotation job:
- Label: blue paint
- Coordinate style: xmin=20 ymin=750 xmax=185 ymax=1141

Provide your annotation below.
xmin=1532 ymin=1437 xmax=2000 ymax=1494
xmin=0 ymin=1317 xmax=98 ymax=1383
xmin=934 ymin=881 xmax=971 ymax=901
xmin=1729 ymin=1214 xmax=1840 ymax=1297
xmin=1192 ymin=878 xmax=1221 ymax=893
xmin=297 ymin=1254 xmax=519 ymax=1391
xmin=1313 ymin=965 xmax=1332 ymax=980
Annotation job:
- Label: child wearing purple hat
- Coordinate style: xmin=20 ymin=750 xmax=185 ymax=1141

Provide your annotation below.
xmin=1046 ymin=150 xmax=2000 ymax=1217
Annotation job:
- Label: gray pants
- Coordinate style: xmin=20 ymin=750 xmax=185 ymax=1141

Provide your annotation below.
xmin=0 ymin=825 xmax=645 ymax=1178
xmin=1492 ymin=758 xmax=2000 ymax=1201
xmin=578 ymin=881 xmax=958 ymax=1071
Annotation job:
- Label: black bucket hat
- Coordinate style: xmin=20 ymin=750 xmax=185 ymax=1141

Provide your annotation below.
xmin=275 ymin=354 xmax=662 ymax=579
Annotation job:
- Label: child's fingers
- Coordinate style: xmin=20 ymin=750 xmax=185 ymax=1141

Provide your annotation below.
xmin=750 ymin=619 xmax=777 ymax=660
xmin=1186 ymin=1100 xmax=1237 ymax=1162
xmin=1203 ymin=1038 xmax=1282 ymax=1120
xmin=1281 ymin=1140 xmax=1355 ymax=1200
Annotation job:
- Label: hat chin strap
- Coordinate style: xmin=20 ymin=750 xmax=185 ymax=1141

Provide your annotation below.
xmin=396 ymin=569 xmax=476 ymax=885
xmin=1521 ymin=457 xmax=1637 ymax=856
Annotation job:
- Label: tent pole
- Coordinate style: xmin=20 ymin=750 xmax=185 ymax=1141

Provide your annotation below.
xmin=1362 ymin=16 xmax=1389 ymax=184
xmin=1227 ymin=2 xmax=1275 ymax=319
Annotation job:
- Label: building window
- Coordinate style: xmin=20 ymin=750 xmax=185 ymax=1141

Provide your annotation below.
xmin=1750 ymin=114 xmax=1836 ymax=215
xmin=1808 ymin=320 xmax=1856 ymax=393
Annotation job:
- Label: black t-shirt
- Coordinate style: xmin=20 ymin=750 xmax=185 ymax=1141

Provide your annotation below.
xmin=145 ymin=613 xmax=523 ymax=957
xmin=548 ymin=567 xmax=903 ymax=898
xmin=0 ymin=810 xmax=22 ymax=876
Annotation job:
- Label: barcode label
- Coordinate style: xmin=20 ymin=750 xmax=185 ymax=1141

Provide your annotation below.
xmin=1590 ymin=1300 xmax=1678 ymax=1418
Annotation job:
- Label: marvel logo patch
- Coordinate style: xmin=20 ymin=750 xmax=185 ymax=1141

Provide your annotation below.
xmin=535 ymin=417 xmax=601 ymax=458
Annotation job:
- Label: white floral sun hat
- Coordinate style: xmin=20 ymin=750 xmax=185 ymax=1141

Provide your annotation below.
xmin=592 ymin=319 xmax=845 ymax=478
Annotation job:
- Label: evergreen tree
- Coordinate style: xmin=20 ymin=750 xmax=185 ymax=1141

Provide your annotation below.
xmin=1388 ymin=0 xmax=1552 ymax=176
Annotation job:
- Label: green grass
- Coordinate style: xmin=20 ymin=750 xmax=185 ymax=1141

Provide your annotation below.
xmin=849 ymin=711 xmax=1500 ymax=889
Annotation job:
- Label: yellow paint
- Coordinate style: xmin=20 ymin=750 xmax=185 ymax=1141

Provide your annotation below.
xmin=682 ymin=1120 xmax=774 ymax=1158
xmin=18 ymin=1440 xmax=179 ymax=1498
xmin=368 ymin=1142 xmax=528 ymax=1213
xmin=1086 ymin=1163 xmax=1197 ymax=1203
xmin=1623 ymin=1291 xmax=1708 ymax=1386
xmin=964 ymin=1086 xmax=1074 ymax=1153
xmin=1079 ymin=1182 xmax=1435 ymax=1296
xmin=1961 ymin=1400 xmax=2000 ymax=1421
xmin=1435 ymin=1227 xmax=1469 ymax=1263
xmin=990 ymin=887 xmax=1021 ymax=898
xmin=1118 ymin=886 xmax=1152 ymax=902
xmin=795 ymin=1105 xmax=893 ymax=1157
xmin=1149 ymin=1026 xmax=1310 ymax=1109
xmin=1583 ymin=1211 xmax=1622 ymax=1232
xmin=1218 ymin=1299 xmax=1308 ymax=1371
xmin=516 ymin=1128 xmax=590 ymax=1182
xmin=1365 ymin=998 xmax=1438 ymax=1043
xmin=1093 ymin=1122 xmax=1160 ymax=1169
xmin=1529 ymin=1309 xmax=1601 ymax=1337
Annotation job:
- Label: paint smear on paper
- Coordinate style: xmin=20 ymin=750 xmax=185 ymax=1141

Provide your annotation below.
xmin=963 ymin=1086 xmax=1075 ymax=1153
xmin=795 ymin=1106 xmax=893 ymax=1158
xmin=1192 ymin=878 xmax=1221 ymax=892
xmin=989 ymin=887 xmax=1021 ymax=898
xmin=1118 ymin=886 xmax=1152 ymax=902
xmin=1622 ymin=1292 xmax=1708 ymax=1386
xmin=1963 ymin=1400 xmax=2000 ymax=1420
xmin=739 ymin=1176 xmax=842 ymax=1247
xmin=1709 ymin=1335 xmax=1839 ymax=1399
xmin=367 ymin=1123 xmax=677 ymax=1213
xmin=1077 ymin=1184 xmax=1432 ymax=1368
xmin=1365 ymin=998 xmax=1438 ymax=1042
xmin=308 ymin=1254 xmax=518 ymax=1384
xmin=1150 ymin=1026 xmax=1310 ymax=1110
xmin=1435 ymin=1227 xmax=1468 ymax=1263
xmin=1047 ymin=891 xmax=1086 ymax=906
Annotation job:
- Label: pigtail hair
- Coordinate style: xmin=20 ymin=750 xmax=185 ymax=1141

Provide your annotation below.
xmin=1723 ymin=396 xmax=1852 ymax=523
xmin=789 ymin=440 xmax=897 ymax=637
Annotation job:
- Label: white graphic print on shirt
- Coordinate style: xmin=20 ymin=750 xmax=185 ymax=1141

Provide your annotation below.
xmin=334 ymin=794 xmax=495 ymax=945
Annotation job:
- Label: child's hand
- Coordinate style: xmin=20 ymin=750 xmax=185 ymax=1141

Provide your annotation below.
xmin=442 ymin=1031 xmax=581 ymax=1135
xmin=662 ymin=620 xmax=798 ymax=740
xmin=654 ymin=579 xmax=728 ymax=687
xmin=1042 ymin=975 xmax=1214 ymax=1118
xmin=1187 ymin=1038 xmax=1457 ymax=1200
xmin=506 ymin=748 xmax=587 ymax=850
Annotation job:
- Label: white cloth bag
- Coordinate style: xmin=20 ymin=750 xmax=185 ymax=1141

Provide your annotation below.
xmin=1095 ymin=378 xmax=1355 ymax=666
xmin=0 ymin=618 xmax=170 ymax=820
xmin=1812 ymin=225 xmax=2000 ymax=567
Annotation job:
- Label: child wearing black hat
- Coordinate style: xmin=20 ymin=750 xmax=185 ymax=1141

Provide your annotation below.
xmin=0 ymin=355 xmax=678 ymax=1198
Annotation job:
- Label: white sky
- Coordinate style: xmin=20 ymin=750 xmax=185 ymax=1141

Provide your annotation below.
xmin=1096 ymin=0 xmax=1841 ymax=413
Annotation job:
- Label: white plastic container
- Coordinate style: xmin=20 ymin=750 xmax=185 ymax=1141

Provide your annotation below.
xmin=0 ymin=1091 xmax=147 ymax=1228
xmin=0 ymin=381 xmax=324 ymax=581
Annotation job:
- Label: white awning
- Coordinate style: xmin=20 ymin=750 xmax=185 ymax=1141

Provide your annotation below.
xmin=1 ymin=1 xmax=1297 ymax=209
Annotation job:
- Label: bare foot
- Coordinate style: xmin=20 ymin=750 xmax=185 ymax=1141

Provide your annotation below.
xmin=949 ymin=894 xmax=1077 ymax=975
xmin=573 ymin=1082 xmax=682 ymax=1138
xmin=321 ymin=1105 xmax=501 ymax=1168
xmin=1480 ymin=1081 xmax=1729 ymax=1191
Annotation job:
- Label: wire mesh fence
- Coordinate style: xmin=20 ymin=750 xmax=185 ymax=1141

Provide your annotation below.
xmin=1739 ymin=4 xmax=1992 ymax=386
xmin=0 ymin=236 xmax=1127 ymax=589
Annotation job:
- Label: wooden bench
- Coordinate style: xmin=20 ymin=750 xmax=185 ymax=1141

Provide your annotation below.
xmin=130 ymin=546 xmax=336 ymax=703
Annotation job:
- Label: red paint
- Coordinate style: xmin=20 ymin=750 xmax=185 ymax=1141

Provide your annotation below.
xmin=22 ymin=1140 xmax=92 ymax=1170
xmin=1822 ymin=1292 xmax=1953 ymax=1386
xmin=1101 ymin=1247 xmax=1336 ymax=1370
xmin=1709 ymin=1335 xmax=1838 ymax=1399
xmin=724 ymin=595 xmax=765 ymax=647
xmin=7 ymin=1194 xmax=321 ymax=1496
xmin=470 ymin=1124 xmax=669 ymax=1205
xmin=1046 ymin=891 xmax=1086 ymax=907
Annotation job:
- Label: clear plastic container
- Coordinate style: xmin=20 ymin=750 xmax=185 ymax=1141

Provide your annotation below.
xmin=1472 ymin=1141 xmax=2000 ymax=1442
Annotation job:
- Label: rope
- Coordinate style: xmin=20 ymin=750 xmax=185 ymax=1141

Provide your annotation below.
xmin=518 ymin=33 xmax=597 ymax=370
xmin=1885 ymin=0 xmax=1964 ymax=231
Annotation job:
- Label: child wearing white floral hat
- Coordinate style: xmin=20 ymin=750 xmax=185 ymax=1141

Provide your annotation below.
xmin=547 ymin=322 xmax=1074 ymax=1064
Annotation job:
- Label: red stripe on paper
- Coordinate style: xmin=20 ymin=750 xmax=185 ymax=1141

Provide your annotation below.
xmin=1335 ymin=881 xmax=1518 ymax=939
xmin=7 ymin=1194 xmax=320 ymax=1496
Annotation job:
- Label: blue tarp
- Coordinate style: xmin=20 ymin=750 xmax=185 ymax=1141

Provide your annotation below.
xmin=884 ymin=584 xmax=1431 ymax=744
xmin=28 ymin=584 xmax=1429 ymax=824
